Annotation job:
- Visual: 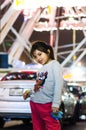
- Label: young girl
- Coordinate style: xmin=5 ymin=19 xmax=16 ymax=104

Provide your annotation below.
xmin=24 ymin=41 xmax=63 ymax=130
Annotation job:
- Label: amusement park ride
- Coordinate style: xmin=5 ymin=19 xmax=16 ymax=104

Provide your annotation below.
xmin=0 ymin=0 xmax=86 ymax=67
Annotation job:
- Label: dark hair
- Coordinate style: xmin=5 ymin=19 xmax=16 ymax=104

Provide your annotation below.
xmin=30 ymin=41 xmax=55 ymax=60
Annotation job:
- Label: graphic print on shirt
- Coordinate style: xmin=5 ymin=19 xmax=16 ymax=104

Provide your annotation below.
xmin=34 ymin=71 xmax=48 ymax=92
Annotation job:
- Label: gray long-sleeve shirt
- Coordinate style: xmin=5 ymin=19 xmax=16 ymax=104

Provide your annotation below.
xmin=30 ymin=60 xmax=63 ymax=108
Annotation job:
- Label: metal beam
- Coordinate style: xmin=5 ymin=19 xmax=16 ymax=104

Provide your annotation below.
xmin=61 ymin=37 xmax=86 ymax=67
xmin=72 ymin=49 xmax=86 ymax=66
xmin=8 ymin=8 xmax=42 ymax=64
xmin=0 ymin=10 xmax=21 ymax=43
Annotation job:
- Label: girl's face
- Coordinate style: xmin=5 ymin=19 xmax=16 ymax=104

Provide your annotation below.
xmin=33 ymin=50 xmax=50 ymax=65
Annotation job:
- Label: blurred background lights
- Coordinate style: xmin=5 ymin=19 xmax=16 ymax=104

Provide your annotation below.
xmin=71 ymin=67 xmax=84 ymax=78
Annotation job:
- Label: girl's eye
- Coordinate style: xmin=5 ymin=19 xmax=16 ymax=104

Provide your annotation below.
xmin=38 ymin=53 xmax=42 ymax=56
xmin=33 ymin=51 xmax=42 ymax=59
xmin=33 ymin=53 xmax=41 ymax=59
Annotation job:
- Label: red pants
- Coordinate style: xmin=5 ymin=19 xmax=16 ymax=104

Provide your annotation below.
xmin=30 ymin=101 xmax=61 ymax=130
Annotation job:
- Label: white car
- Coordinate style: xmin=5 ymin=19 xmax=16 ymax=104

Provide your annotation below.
xmin=0 ymin=70 xmax=79 ymax=127
xmin=0 ymin=71 xmax=37 ymax=127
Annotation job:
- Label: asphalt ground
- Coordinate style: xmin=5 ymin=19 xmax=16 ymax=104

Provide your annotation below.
xmin=0 ymin=119 xmax=85 ymax=130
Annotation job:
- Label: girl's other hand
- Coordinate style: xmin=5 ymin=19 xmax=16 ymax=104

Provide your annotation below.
xmin=52 ymin=107 xmax=59 ymax=113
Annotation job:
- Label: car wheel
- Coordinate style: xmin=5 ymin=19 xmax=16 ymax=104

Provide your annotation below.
xmin=59 ymin=102 xmax=65 ymax=129
xmin=23 ymin=118 xmax=32 ymax=124
xmin=70 ymin=101 xmax=80 ymax=125
xmin=0 ymin=118 xmax=5 ymax=128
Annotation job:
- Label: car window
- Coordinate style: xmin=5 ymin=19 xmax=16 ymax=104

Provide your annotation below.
xmin=19 ymin=73 xmax=37 ymax=80
xmin=1 ymin=72 xmax=37 ymax=81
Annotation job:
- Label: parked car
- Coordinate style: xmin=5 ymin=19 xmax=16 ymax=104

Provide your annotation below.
xmin=79 ymin=85 xmax=86 ymax=119
xmin=0 ymin=71 xmax=79 ymax=127
xmin=0 ymin=71 xmax=37 ymax=127
xmin=67 ymin=84 xmax=86 ymax=121
xmin=60 ymin=84 xmax=80 ymax=125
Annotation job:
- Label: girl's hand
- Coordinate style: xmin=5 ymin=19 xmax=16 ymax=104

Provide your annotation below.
xmin=22 ymin=90 xmax=30 ymax=100
xmin=52 ymin=107 xmax=59 ymax=113
xmin=34 ymin=84 xmax=42 ymax=92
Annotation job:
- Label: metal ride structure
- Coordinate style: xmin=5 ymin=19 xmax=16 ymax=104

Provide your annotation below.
xmin=0 ymin=0 xmax=86 ymax=67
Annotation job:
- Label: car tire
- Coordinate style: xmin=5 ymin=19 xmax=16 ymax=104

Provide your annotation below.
xmin=59 ymin=102 xmax=65 ymax=129
xmin=23 ymin=118 xmax=32 ymax=124
xmin=69 ymin=101 xmax=80 ymax=125
xmin=0 ymin=118 xmax=5 ymax=128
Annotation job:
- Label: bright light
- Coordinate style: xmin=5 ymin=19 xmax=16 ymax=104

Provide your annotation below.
xmin=34 ymin=21 xmax=57 ymax=32
xmin=13 ymin=0 xmax=41 ymax=10
xmin=63 ymin=66 xmax=86 ymax=81
xmin=77 ymin=62 xmax=82 ymax=66
xmin=12 ymin=59 xmax=25 ymax=68
xmin=71 ymin=67 xmax=84 ymax=79
xmin=13 ymin=0 xmax=86 ymax=10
